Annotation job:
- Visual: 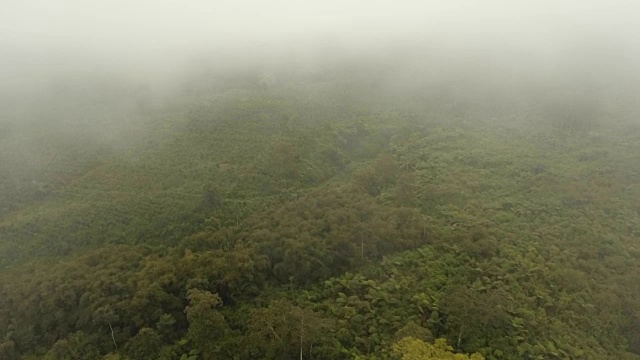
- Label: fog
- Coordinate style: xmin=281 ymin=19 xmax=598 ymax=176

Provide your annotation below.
xmin=1 ymin=0 xmax=640 ymax=133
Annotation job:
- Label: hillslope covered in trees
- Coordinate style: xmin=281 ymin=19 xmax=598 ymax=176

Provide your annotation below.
xmin=1 ymin=63 xmax=639 ymax=359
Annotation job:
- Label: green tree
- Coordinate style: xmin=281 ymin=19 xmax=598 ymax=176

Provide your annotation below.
xmin=395 ymin=172 xmax=417 ymax=205
xmin=0 ymin=340 xmax=18 ymax=360
xmin=271 ymin=141 xmax=299 ymax=179
xmin=392 ymin=337 xmax=485 ymax=360
xmin=44 ymin=331 xmax=101 ymax=360
xmin=123 ymin=327 xmax=162 ymax=360
xmin=201 ymin=183 xmax=223 ymax=210
xmin=440 ymin=287 xmax=511 ymax=354
xmin=184 ymin=289 xmax=228 ymax=359
xmin=93 ymin=305 xmax=120 ymax=352
xmin=246 ymin=299 xmax=332 ymax=359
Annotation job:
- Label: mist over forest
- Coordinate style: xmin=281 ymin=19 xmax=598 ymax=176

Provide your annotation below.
xmin=1 ymin=1 xmax=640 ymax=359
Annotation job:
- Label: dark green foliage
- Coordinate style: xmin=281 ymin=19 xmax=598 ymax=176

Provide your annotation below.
xmin=201 ymin=184 xmax=224 ymax=210
xmin=0 ymin=340 xmax=18 ymax=360
xmin=440 ymin=287 xmax=511 ymax=354
xmin=354 ymin=155 xmax=400 ymax=196
xmin=123 ymin=327 xmax=162 ymax=360
xmin=270 ymin=140 xmax=300 ymax=179
xmin=246 ymin=299 xmax=333 ymax=359
xmin=44 ymin=331 xmax=101 ymax=360
xmin=184 ymin=289 xmax=229 ymax=358
xmin=234 ymin=186 xmax=426 ymax=285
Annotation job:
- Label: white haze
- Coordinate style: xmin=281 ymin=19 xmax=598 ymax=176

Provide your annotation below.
xmin=1 ymin=0 xmax=639 ymax=129
xmin=2 ymin=1 xmax=639 ymax=68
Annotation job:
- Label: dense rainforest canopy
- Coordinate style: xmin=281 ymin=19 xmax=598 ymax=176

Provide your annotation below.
xmin=1 ymin=59 xmax=639 ymax=360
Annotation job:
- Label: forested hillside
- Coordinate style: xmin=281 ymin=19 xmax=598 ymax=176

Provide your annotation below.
xmin=1 ymin=61 xmax=639 ymax=360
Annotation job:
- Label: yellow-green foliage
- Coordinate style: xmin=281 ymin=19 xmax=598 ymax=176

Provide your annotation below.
xmin=393 ymin=337 xmax=484 ymax=360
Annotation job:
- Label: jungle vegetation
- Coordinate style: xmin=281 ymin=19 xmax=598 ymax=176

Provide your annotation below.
xmin=1 ymin=55 xmax=640 ymax=360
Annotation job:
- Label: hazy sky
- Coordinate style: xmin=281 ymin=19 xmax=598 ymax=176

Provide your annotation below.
xmin=2 ymin=1 xmax=639 ymax=54
xmin=1 ymin=0 xmax=639 ymax=97
xmin=1 ymin=1 xmax=639 ymax=138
